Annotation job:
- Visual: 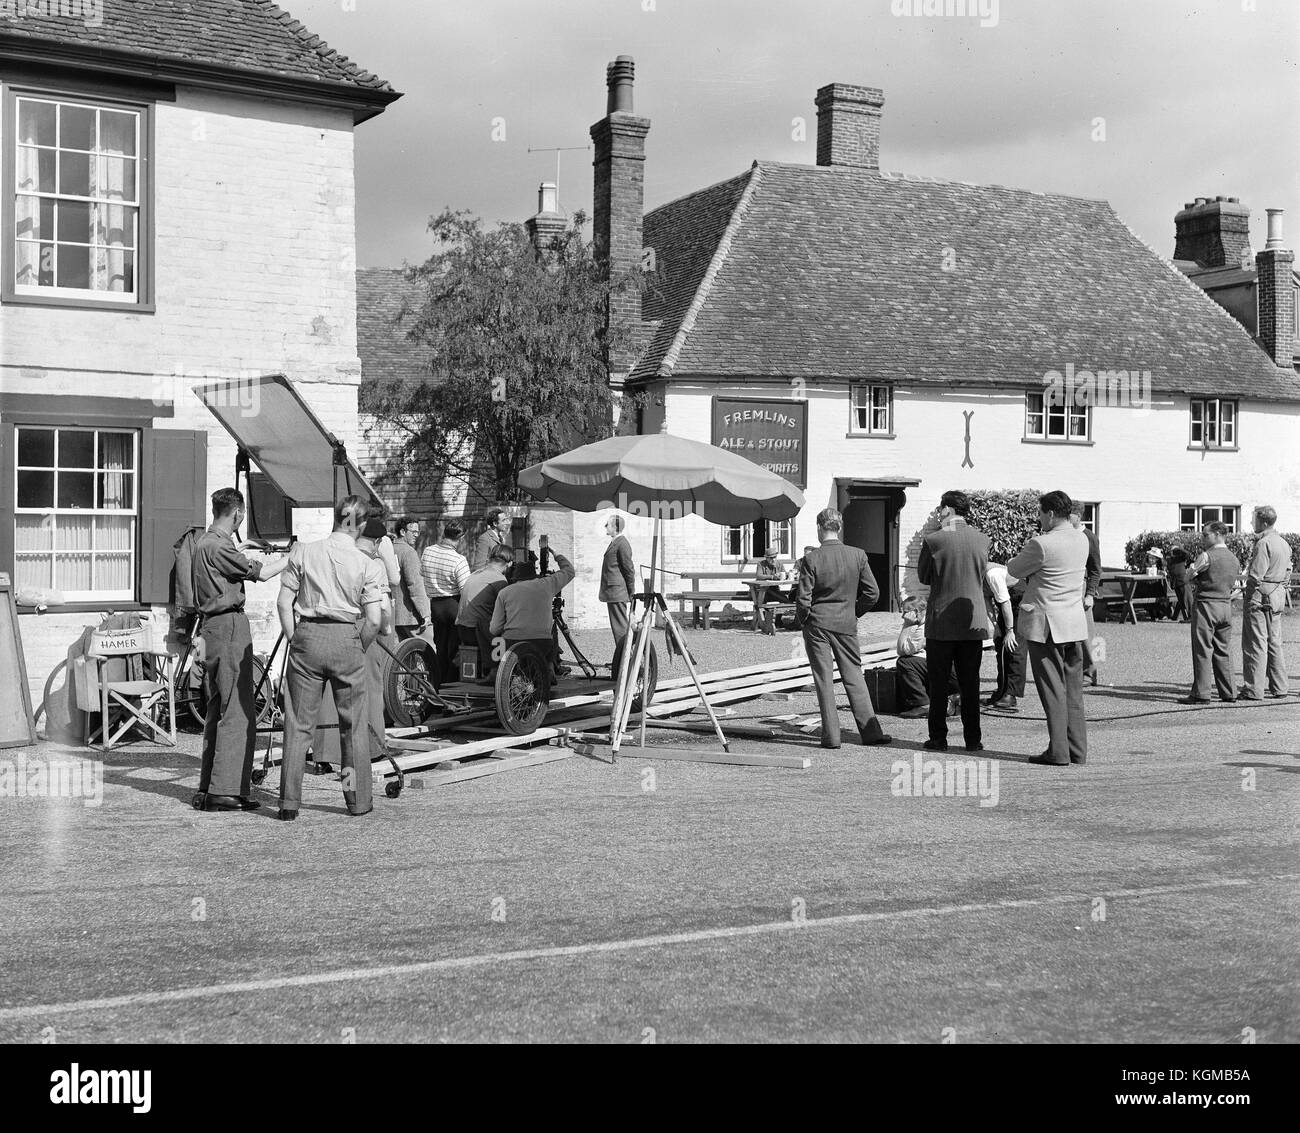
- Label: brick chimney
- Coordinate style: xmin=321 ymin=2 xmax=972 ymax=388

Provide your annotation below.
xmin=525 ymin=181 xmax=567 ymax=253
xmin=1173 ymin=195 xmax=1251 ymax=269
xmin=815 ymin=83 xmax=884 ymax=170
xmin=590 ymin=55 xmax=649 ymax=385
xmin=1255 ymin=208 xmax=1296 ymax=368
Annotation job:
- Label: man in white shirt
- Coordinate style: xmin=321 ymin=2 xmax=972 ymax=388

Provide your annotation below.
xmin=420 ymin=520 xmax=471 ymax=687
xmin=982 ymin=560 xmax=1024 ymax=713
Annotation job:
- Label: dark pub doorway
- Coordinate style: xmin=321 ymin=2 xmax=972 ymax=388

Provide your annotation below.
xmin=835 ymin=478 xmax=917 ymax=613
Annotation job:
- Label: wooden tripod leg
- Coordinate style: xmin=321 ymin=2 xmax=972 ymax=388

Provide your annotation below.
xmin=611 ymin=602 xmax=654 ymax=758
xmin=659 ymin=596 xmax=730 ymax=752
xmin=607 ymin=599 xmax=647 ymax=749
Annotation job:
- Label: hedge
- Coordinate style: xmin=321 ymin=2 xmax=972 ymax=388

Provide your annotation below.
xmin=966 ymin=489 xmax=1042 ymax=564
xmin=1124 ymin=530 xmax=1300 ymax=573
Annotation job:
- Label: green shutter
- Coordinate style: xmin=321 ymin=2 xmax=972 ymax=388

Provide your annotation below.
xmin=140 ymin=429 xmax=207 ymax=605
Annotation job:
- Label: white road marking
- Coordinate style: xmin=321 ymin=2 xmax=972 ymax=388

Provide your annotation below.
xmin=0 ymin=875 xmax=1287 ymax=1021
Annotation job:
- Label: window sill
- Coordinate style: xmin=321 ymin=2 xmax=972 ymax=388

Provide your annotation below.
xmin=17 ymin=601 xmax=153 ymax=615
xmin=1187 ymin=445 xmax=1239 ymax=452
xmin=845 ymin=432 xmax=896 ymax=440
xmin=1021 ymin=437 xmax=1095 ymax=446
xmin=2 ymin=291 xmax=155 ymax=314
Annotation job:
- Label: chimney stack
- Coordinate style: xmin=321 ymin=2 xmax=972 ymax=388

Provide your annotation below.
xmin=815 ymin=83 xmax=884 ymax=170
xmin=1255 ymin=209 xmax=1295 ymax=368
xmin=1173 ymin=195 xmax=1251 ymax=269
xmin=591 ymin=55 xmax=650 ymax=386
xmin=525 ymin=181 xmax=566 ymax=253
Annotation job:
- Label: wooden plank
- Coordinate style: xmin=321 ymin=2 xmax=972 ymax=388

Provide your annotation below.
xmin=612 ymin=745 xmax=811 ymax=769
xmin=644 ymin=719 xmax=787 ymax=740
xmin=413 ymin=748 xmax=574 ymax=785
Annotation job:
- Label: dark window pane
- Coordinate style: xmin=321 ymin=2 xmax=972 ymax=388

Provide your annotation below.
xmin=59 ymin=152 xmax=92 ymax=199
xmin=18 ymin=100 xmax=57 ymax=146
xmin=17 ymin=470 xmax=54 ymax=508
xmin=60 ymin=431 xmax=94 ymax=468
xmin=57 ymin=471 xmax=94 ymax=509
xmin=60 ymin=104 xmax=95 ymax=151
xmin=56 ymin=244 xmax=91 ymax=289
xmin=57 ymin=201 xmax=92 ymax=243
xmin=99 ymin=111 xmax=136 ymax=157
xmin=18 ymin=428 xmax=55 ymax=467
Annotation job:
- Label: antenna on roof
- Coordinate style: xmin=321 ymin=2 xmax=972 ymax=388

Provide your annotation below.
xmin=527 ymin=144 xmax=591 ymax=210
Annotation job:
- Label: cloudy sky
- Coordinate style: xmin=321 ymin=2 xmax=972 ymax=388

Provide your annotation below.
xmin=287 ymin=0 xmax=1298 ymax=269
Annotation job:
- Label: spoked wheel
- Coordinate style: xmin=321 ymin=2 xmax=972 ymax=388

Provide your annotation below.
xmin=614 ymin=638 xmax=659 ymax=712
xmin=494 ymin=643 xmax=552 ymax=736
xmin=249 ymin=656 xmax=274 ymax=727
xmin=177 ymin=656 xmax=207 ymax=729
xmin=386 ymin=637 xmax=438 ymax=728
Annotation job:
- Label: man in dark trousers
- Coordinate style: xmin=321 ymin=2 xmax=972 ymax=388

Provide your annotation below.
xmin=191 ymin=487 xmax=286 ymax=812
xmin=1008 ymin=490 xmax=1090 ymax=766
xmin=1070 ymin=506 xmax=1103 ymax=686
xmin=600 ymin=515 xmax=638 ymax=678
xmin=795 ymin=507 xmax=891 ymax=749
xmin=917 ymin=490 xmax=990 ymax=752
xmin=490 ymin=550 xmax=576 ymax=675
xmin=1182 ymin=520 xmax=1238 ymax=703
xmin=276 ymin=496 xmax=385 ymax=819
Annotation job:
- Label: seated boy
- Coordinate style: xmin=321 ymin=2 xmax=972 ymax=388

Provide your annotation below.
xmin=894 ymin=598 xmax=958 ymax=717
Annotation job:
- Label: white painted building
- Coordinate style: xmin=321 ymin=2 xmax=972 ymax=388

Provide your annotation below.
xmin=0 ymin=3 xmax=398 ymax=702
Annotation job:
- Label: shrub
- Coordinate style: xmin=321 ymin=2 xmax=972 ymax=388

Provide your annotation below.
xmin=966 ymin=489 xmax=1042 ymax=564
xmin=1124 ymin=530 xmax=1300 ymax=573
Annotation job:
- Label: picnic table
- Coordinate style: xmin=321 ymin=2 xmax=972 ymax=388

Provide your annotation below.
xmin=668 ymin=570 xmax=788 ymax=629
xmin=745 ymin=578 xmax=797 ymax=633
xmin=1099 ymin=572 xmax=1170 ymax=624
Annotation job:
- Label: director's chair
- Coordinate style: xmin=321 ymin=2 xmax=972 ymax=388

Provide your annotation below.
xmin=74 ymin=624 xmax=177 ymax=751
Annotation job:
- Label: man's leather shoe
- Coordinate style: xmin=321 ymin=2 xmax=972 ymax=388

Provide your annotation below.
xmin=820 ymin=741 xmax=841 ymax=749
xmin=860 ymin=730 xmax=892 ymax=746
xmin=966 ymin=742 xmax=984 ymax=752
xmin=984 ymin=696 xmax=1019 ymax=714
xmin=923 ymin=739 xmax=948 ymax=752
xmin=946 ymin=694 xmax=961 ymax=718
xmin=1070 ymin=757 xmax=1087 ymax=765
xmin=348 ymin=805 xmax=374 ymax=817
xmin=202 ymin=794 xmax=259 ymax=812
xmin=1237 ymin=689 xmax=1261 ymax=701
xmin=899 ymin=706 xmax=929 ymax=718
xmin=1027 ymin=753 xmax=1068 ymax=766
xmin=276 ymin=808 xmax=298 ymax=821
xmin=1178 ymin=696 xmax=1211 ymax=704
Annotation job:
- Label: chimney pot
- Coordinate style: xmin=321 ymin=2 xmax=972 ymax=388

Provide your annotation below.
xmin=1265 ymin=208 xmax=1285 ymax=250
xmin=607 ymin=55 xmax=635 ymax=114
xmin=538 ymin=181 xmax=559 ymax=215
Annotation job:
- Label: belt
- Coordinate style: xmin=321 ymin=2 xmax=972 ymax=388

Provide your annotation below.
xmin=299 ymin=616 xmax=356 ymax=624
xmin=202 ymin=607 xmax=244 ymax=618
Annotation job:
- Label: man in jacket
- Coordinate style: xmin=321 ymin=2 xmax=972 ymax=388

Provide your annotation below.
xmin=795 ymin=508 xmax=891 ymax=749
xmin=1007 ymin=490 xmax=1090 ymax=766
xmin=600 ymin=515 xmax=637 ymax=678
xmin=1240 ymin=505 xmax=1291 ymax=701
xmin=490 ymin=550 xmax=576 ymax=676
xmin=391 ymin=516 xmax=429 ymax=639
xmin=917 ymin=490 xmax=990 ymax=752
xmin=471 ymin=508 xmax=512 ymax=571
xmin=1182 ymin=520 xmax=1238 ymax=703
xmin=456 ymin=545 xmax=515 ymax=681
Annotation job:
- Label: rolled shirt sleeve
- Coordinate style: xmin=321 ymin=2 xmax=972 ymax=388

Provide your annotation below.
xmin=279 ymin=543 xmax=304 ymax=596
xmin=361 ymin=557 xmax=386 ymax=607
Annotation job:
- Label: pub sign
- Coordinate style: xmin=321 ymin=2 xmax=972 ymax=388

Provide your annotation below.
xmin=710 ymin=397 xmax=808 ymax=490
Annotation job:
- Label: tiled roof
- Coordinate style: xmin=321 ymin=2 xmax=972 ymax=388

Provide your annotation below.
xmin=356 ymin=268 xmax=434 ymax=412
xmin=0 ymin=0 xmax=393 ymax=92
xmin=636 ymin=161 xmax=1300 ymax=402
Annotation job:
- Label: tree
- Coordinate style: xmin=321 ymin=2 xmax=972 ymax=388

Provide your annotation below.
xmin=365 ymin=208 xmax=637 ymax=507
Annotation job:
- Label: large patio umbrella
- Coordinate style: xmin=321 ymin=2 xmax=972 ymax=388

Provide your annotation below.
xmin=518 ymin=432 xmax=805 ymax=756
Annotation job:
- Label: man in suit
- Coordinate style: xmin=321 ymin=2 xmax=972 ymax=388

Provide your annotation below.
xmin=1239 ymin=505 xmax=1291 ymax=700
xmin=917 ymin=490 xmax=990 ymax=752
xmin=1069 ymin=506 xmax=1103 ymax=686
xmin=1182 ymin=520 xmax=1238 ymax=703
xmin=795 ymin=507 xmax=892 ymax=749
xmin=1007 ymin=490 xmax=1090 ymax=766
xmin=600 ymin=515 xmax=638 ymax=679
xmin=471 ymin=508 xmax=512 ymax=571
xmin=391 ymin=516 xmax=429 ymax=639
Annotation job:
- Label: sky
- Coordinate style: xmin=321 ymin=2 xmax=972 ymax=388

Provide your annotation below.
xmin=285 ymin=0 xmax=1299 ymax=270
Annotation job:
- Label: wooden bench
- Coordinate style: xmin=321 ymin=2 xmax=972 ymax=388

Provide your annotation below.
xmin=665 ymin=589 xmax=750 ymax=629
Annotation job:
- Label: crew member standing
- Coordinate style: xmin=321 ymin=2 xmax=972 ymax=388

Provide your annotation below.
xmin=421 ymin=520 xmax=470 ymax=686
xmin=1182 ymin=520 xmax=1237 ymax=703
xmin=471 ymin=508 xmax=512 ymax=571
xmin=357 ymin=518 xmax=397 ymax=760
xmin=600 ymin=515 xmax=637 ymax=678
xmin=1240 ymin=505 xmax=1291 ymax=701
xmin=795 ymin=508 xmax=891 ymax=749
xmin=1008 ymin=491 xmax=1090 ymax=766
xmin=276 ymin=496 xmax=384 ymax=820
xmin=391 ymin=516 xmax=429 ymax=639
xmin=917 ymin=490 xmax=990 ymax=752
xmin=191 ymin=488 xmax=286 ymax=811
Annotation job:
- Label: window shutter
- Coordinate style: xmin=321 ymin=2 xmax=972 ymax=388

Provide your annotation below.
xmin=0 ymin=422 xmax=14 ymax=582
xmin=140 ymin=429 xmax=207 ymax=605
